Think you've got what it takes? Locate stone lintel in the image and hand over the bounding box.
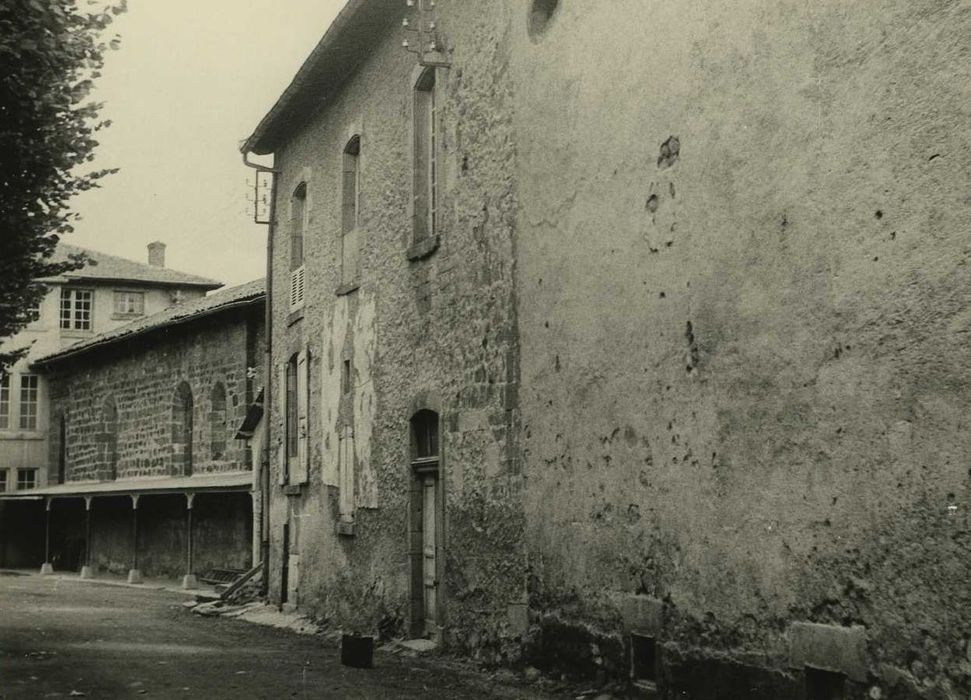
[788,622,867,682]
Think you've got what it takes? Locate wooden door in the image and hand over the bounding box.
[422,473,438,632]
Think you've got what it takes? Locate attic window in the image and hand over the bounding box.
[528,0,560,38]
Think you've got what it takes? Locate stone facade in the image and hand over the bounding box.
[0,242,218,494]
[36,283,264,577]
[246,0,971,697]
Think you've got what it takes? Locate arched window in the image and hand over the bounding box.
[413,68,438,244]
[100,397,118,480]
[50,410,67,484]
[289,183,307,309]
[172,381,194,476]
[209,382,227,461]
[411,409,439,462]
[341,136,361,287]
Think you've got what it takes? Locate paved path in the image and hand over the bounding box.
[0,571,550,699]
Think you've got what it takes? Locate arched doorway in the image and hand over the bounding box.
[409,409,442,639]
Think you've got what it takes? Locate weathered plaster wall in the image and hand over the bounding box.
[266,1,526,661]
[509,0,971,696]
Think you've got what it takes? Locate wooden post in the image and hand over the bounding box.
[182,493,197,589]
[40,498,53,575]
[127,494,142,584]
[79,496,94,579]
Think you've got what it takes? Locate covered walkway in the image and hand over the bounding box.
[0,472,254,589]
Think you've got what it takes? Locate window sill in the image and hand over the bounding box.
[335,281,360,297]
[282,483,304,497]
[336,519,355,537]
[111,312,144,321]
[0,430,44,440]
[406,235,440,262]
[287,308,305,327]
[61,329,93,338]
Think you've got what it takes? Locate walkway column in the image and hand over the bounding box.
[182,493,197,590]
[39,498,54,575]
[127,494,142,584]
[79,496,94,579]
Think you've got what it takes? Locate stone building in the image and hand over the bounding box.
[0,242,220,495]
[1,280,265,583]
[241,1,971,697]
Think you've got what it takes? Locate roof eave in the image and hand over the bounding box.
[32,293,265,369]
[241,0,401,156]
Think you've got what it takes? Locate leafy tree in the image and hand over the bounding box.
[0,0,125,370]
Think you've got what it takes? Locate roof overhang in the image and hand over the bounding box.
[32,292,264,369]
[0,472,253,501]
[241,0,402,156]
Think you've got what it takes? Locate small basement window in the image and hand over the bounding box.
[806,668,846,700]
[630,633,657,685]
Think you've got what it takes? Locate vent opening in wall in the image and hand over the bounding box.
[528,0,559,39]
[806,667,846,700]
[630,633,657,686]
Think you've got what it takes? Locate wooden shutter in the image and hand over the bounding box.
[277,363,287,485]
[293,350,309,484]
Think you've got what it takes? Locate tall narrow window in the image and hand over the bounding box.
[172,381,194,476]
[60,288,93,330]
[0,374,9,430]
[19,375,38,430]
[285,356,299,463]
[289,183,307,310]
[210,382,227,460]
[341,136,361,286]
[0,470,7,492]
[413,68,437,243]
[100,397,118,480]
[56,412,67,484]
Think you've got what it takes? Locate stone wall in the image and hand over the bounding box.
[48,305,263,481]
[265,1,526,662]
[509,0,971,697]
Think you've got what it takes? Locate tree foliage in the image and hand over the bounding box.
[0,0,125,369]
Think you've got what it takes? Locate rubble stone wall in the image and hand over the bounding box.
[48,306,264,481]
[266,1,526,662]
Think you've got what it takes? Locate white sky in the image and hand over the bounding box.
[69,0,347,288]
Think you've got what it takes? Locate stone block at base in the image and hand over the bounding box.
[40,562,54,575]
[182,574,198,590]
[79,565,94,579]
[127,569,143,584]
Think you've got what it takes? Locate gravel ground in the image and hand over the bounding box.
[0,570,563,700]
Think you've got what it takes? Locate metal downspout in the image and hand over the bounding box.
[242,151,279,597]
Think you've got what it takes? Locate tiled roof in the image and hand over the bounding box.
[33,278,265,367]
[41,243,222,289]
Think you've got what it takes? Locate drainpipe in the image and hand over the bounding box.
[242,151,279,597]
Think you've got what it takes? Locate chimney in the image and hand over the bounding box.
[147,241,166,268]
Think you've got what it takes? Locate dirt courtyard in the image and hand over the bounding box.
[0,571,556,699]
